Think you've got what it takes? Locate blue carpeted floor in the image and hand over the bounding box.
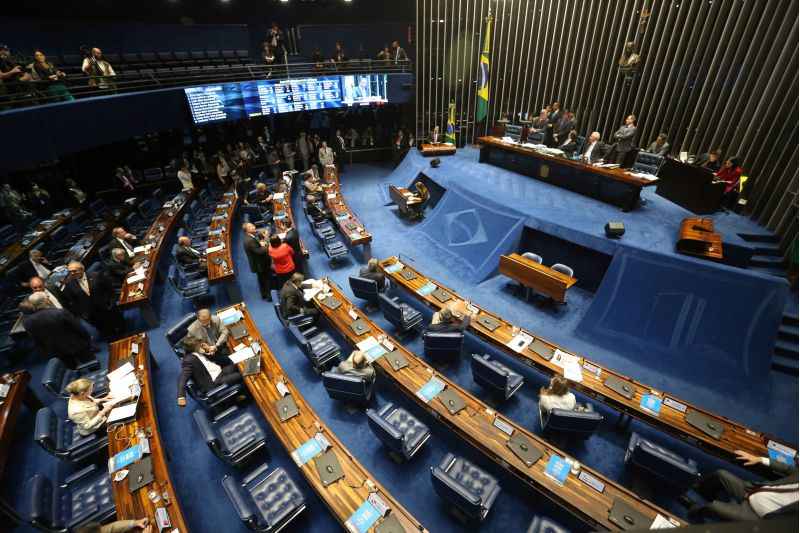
[4,153,797,533]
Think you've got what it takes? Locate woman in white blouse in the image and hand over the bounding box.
[538,375,576,414]
[67,378,114,436]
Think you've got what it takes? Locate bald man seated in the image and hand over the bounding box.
[175,236,207,271]
[336,350,376,384]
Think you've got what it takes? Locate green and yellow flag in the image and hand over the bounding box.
[446,101,456,144]
[476,13,493,124]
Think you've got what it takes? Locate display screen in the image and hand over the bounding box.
[187,74,388,124]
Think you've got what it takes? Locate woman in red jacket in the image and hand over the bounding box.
[269,234,296,289]
[715,156,743,209]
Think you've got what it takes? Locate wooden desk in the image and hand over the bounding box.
[0,208,80,275]
[379,256,791,467]
[499,253,577,303]
[222,303,427,533]
[206,188,241,302]
[420,143,456,157]
[0,371,38,481]
[311,281,683,530]
[676,218,723,260]
[272,176,309,258]
[477,136,657,211]
[388,186,422,218]
[108,334,188,532]
[119,191,196,327]
[321,165,372,247]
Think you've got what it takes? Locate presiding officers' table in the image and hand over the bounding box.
[477,136,657,211]
[108,333,188,532]
[221,303,428,533]
[378,256,794,469]
[206,188,242,302]
[321,165,372,248]
[0,208,80,275]
[311,280,684,530]
[119,191,196,327]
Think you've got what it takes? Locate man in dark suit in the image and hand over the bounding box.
[610,114,638,167]
[545,101,562,147]
[279,273,318,320]
[580,131,604,163]
[176,336,241,407]
[61,261,124,339]
[175,236,206,272]
[352,76,370,100]
[427,307,470,333]
[334,129,348,172]
[242,222,272,300]
[358,258,386,291]
[13,249,52,288]
[553,111,576,147]
[21,293,95,369]
[104,248,133,291]
[111,226,138,259]
[688,449,798,522]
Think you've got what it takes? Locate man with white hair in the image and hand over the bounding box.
[112,226,138,258]
[175,236,206,272]
[337,350,375,384]
[580,131,604,163]
[61,261,123,339]
[21,292,95,368]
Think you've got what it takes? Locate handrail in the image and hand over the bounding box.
[0,59,413,111]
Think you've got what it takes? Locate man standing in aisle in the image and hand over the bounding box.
[242,223,272,301]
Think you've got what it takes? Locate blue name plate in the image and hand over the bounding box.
[545,455,570,486]
[640,394,662,416]
[364,344,387,363]
[345,500,381,533]
[384,262,403,274]
[109,443,143,473]
[291,437,323,466]
[416,282,436,296]
[416,376,446,403]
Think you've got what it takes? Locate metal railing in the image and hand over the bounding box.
[0,59,413,111]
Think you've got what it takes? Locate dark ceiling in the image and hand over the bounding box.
[3,0,415,25]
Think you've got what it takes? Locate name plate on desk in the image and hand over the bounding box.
[275,395,299,422]
[604,375,635,400]
[315,449,344,486]
[507,433,543,467]
[476,315,501,332]
[431,288,452,303]
[685,410,724,440]
[436,387,466,415]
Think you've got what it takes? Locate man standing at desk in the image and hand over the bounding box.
[610,114,638,167]
[242,223,272,301]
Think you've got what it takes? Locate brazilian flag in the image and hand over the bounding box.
[446,101,456,144]
[476,14,493,123]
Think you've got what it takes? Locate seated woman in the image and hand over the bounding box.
[538,375,576,414]
[177,337,242,407]
[66,378,114,436]
[714,156,743,209]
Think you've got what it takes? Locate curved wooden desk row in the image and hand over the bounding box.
[0,208,81,275]
[63,206,132,265]
[321,165,373,247]
[311,281,683,530]
[378,257,792,466]
[221,303,427,533]
[119,191,197,324]
[108,334,188,532]
[271,174,309,258]
[206,188,239,284]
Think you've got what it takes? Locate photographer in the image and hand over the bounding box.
[27,49,73,102]
[0,44,32,108]
[81,47,116,90]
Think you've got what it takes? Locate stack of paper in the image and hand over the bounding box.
[206,244,225,254]
[553,349,583,382]
[229,346,256,364]
[303,287,321,301]
[506,332,533,353]
[127,269,146,284]
[272,192,285,201]
[218,307,243,325]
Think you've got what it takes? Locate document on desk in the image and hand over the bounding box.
[126,270,146,284]
[107,402,138,424]
[206,243,225,254]
[650,514,679,529]
[272,192,285,201]
[303,287,321,301]
[416,281,437,296]
[107,361,134,382]
[507,332,533,353]
[109,372,139,401]
[384,262,404,274]
[416,376,446,403]
[552,349,583,382]
[229,346,256,364]
[356,336,387,363]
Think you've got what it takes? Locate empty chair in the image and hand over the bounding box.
[193,406,267,467]
[378,293,423,335]
[167,264,209,303]
[41,358,107,399]
[321,370,374,405]
[34,406,109,462]
[550,263,574,278]
[367,402,431,461]
[348,276,381,308]
[624,432,700,488]
[527,131,545,144]
[470,354,524,400]
[431,453,500,523]
[633,152,664,175]
[321,237,348,262]
[222,463,306,532]
[287,323,341,374]
[28,466,116,531]
[540,404,603,437]
[422,330,464,363]
[165,312,197,358]
[521,252,542,264]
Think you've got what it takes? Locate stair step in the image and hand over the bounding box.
[738,232,781,244]
[752,242,784,256]
[772,354,799,375]
[774,338,799,358]
[750,254,787,267]
[778,323,799,340]
[783,312,799,326]
[748,265,787,278]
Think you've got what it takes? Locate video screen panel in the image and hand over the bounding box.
[184,83,245,124]
[241,76,343,118]
[341,74,388,106]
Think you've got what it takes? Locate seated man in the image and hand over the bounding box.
[29,275,65,309]
[187,308,229,356]
[580,131,604,163]
[279,273,319,320]
[688,450,798,522]
[105,248,133,290]
[112,226,138,259]
[250,182,273,208]
[15,249,52,288]
[428,306,470,333]
[336,349,376,384]
[175,236,206,272]
[306,194,331,221]
[177,336,241,407]
[358,258,386,291]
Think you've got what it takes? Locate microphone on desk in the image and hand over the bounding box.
[399,253,416,265]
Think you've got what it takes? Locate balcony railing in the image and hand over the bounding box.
[0,59,413,111]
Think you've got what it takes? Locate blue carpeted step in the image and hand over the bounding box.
[772,354,799,375]
[779,322,799,341]
[738,232,781,244]
[782,312,799,326]
[749,254,787,268]
[774,338,799,358]
[752,241,784,256]
[747,265,787,278]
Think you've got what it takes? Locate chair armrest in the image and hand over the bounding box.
[222,475,256,524]
[76,359,101,373]
[67,434,104,452]
[63,464,98,487]
[213,405,240,422]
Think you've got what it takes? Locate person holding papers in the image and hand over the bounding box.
[269,234,296,289]
[538,375,576,414]
[177,337,242,407]
[279,273,318,320]
[66,378,115,436]
[336,350,375,384]
[187,309,230,356]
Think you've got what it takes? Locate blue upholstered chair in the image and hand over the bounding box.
[89,199,109,217]
[378,293,423,335]
[186,376,245,412]
[287,323,341,374]
[222,463,306,532]
[431,453,501,523]
[167,264,209,303]
[540,404,604,437]
[470,354,524,400]
[348,276,380,308]
[367,402,431,461]
[193,405,267,467]
[624,432,700,488]
[28,465,116,531]
[165,312,197,358]
[321,370,374,405]
[41,357,106,399]
[632,152,664,175]
[34,407,109,462]
[0,224,17,247]
[422,330,464,363]
[550,263,574,278]
[528,516,570,533]
[527,131,545,144]
[272,292,315,330]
